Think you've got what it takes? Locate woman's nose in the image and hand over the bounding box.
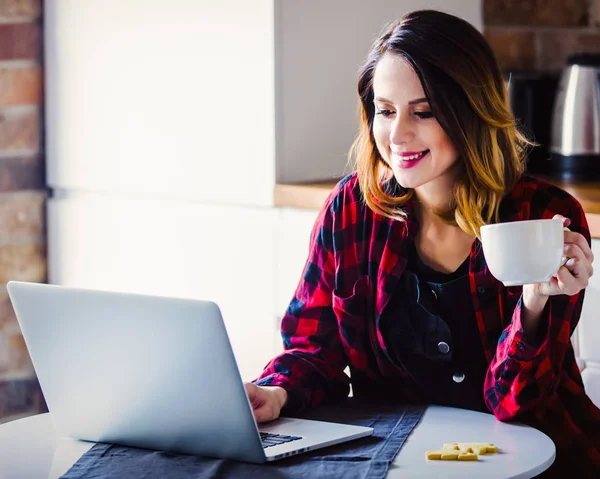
[390,114,414,145]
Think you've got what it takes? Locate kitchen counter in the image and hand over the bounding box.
[274,175,600,238]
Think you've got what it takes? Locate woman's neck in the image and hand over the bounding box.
[411,172,475,273]
[413,201,475,273]
[412,165,459,216]
[413,183,454,227]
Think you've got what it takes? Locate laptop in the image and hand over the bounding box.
[6,281,373,463]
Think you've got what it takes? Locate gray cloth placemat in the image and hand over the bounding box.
[60,400,425,479]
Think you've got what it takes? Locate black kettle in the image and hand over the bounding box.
[505,72,559,174]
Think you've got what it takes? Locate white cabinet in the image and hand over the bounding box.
[573,238,600,407]
[47,197,322,377]
[47,193,279,382]
[575,238,600,362]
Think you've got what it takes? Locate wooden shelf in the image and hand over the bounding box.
[274,175,600,238]
[534,176,600,215]
[274,181,339,211]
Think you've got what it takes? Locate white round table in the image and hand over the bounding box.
[0,405,555,478]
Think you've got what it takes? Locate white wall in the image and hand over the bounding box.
[45,0,276,206]
[275,0,483,183]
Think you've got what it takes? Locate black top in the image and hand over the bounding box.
[379,243,489,412]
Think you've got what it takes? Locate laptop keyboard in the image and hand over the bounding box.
[259,432,303,449]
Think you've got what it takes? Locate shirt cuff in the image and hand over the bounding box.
[507,296,550,362]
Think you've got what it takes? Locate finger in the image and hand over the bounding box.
[244,383,262,408]
[538,275,559,296]
[552,214,571,228]
[555,265,586,296]
[244,382,256,397]
[563,243,594,277]
[564,230,594,263]
[253,404,277,423]
[253,405,269,423]
[564,257,591,286]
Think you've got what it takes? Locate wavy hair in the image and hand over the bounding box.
[351,10,530,238]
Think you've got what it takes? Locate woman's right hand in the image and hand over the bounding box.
[244,383,288,423]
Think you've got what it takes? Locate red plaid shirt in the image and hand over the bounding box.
[256,173,600,476]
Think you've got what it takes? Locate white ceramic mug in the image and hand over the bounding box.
[480,218,565,287]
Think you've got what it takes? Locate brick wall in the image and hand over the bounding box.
[485,0,600,71]
[0,0,47,423]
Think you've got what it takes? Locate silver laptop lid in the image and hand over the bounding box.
[7,281,267,463]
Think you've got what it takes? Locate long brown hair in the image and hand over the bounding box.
[351,10,529,238]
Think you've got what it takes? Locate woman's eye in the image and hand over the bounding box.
[375,109,394,117]
[414,111,434,119]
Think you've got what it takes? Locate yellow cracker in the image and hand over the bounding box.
[458,442,498,455]
[440,451,460,460]
[427,442,499,462]
[464,445,487,455]
[425,450,442,460]
[457,452,478,461]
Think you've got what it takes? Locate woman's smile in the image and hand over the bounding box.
[392,149,430,169]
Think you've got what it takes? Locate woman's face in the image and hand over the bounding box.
[372,53,459,191]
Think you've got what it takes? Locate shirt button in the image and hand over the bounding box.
[453,373,466,383]
[437,341,450,354]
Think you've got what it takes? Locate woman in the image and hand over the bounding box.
[247,10,600,477]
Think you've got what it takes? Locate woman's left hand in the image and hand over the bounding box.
[528,214,594,298]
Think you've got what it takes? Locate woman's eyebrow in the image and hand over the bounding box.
[374,96,393,103]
